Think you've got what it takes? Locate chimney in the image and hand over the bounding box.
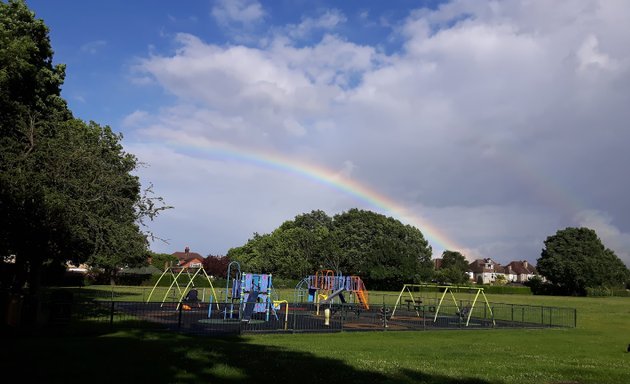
[523,260,528,268]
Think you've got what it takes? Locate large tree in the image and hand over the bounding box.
[332,209,433,288]
[0,0,169,295]
[228,210,334,279]
[537,227,630,295]
[228,208,434,288]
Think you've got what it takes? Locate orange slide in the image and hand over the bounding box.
[350,276,369,310]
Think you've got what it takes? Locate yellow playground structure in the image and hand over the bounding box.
[391,284,495,327]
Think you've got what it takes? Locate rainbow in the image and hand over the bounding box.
[162,137,462,255]
[498,152,583,219]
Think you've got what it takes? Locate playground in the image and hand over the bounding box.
[78,265,576,336]
[107,297,567,336]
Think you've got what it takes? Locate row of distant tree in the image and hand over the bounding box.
[152,212,630,295]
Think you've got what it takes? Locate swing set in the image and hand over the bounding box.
[146,265,220,311]
[391,284,495,327]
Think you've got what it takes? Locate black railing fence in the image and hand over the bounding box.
[36,297,576,336]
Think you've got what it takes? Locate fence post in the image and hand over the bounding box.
[110,301,115,328]
[422,306,426,330]
[340,303,344,332]
[178,304,183,330]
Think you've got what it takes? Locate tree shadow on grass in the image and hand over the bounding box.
[3,330,501,384]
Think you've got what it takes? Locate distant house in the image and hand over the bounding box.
[172,247,205,268]
[504,260,537,283]
[468,258,502,284]
[467,258,540,285]
[66,262,89,274]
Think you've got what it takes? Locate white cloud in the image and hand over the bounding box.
[80,40,107,54]
[211,0,265,26]
[283,9,347,39]
[122,110,150,128]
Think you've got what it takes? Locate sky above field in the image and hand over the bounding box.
[26,0,630,266]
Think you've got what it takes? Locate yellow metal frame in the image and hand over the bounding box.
[273,300,289,330]
[391,284,495,326]
[147,267,185,303]
[146,266,220,311]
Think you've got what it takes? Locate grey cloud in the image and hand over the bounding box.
[128,0,630,265]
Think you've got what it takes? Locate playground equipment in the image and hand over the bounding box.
[295,269,369,310]
[146,265,220,311]
[239,272,278,322]
[221,261,242,319]
[207,261,281,323]
[181,289,200,310]
[391,284,495,327]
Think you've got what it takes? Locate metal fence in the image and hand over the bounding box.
[39,297,576,336]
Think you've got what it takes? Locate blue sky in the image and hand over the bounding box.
[24,0,630,266]
[29,0,435,127]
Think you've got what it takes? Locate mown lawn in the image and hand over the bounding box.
[3,291,629,384]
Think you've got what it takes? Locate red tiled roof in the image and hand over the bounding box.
[172,251,205,264]
[505,261,537,275]
[468,258,500,273]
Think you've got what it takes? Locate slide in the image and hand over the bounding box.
[241,291,260,322]
[357,289,369,310]
[321,288,346,304]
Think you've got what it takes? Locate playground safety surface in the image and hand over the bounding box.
[112,302,558,336]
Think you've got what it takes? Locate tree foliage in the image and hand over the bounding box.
[227,209,433,289]
[203,254,230,278]
[149,252,177,271]
[537,227,630,295]
[0,0,170,292]
[434,250,469,284]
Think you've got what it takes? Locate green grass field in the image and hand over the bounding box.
[4,290,630,384]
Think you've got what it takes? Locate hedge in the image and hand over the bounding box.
[474,285,532,295]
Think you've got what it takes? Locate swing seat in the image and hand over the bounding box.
[183,289,200,308]
[457,306,470,319]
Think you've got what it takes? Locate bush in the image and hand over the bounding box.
[585,286,630,297]
[115,273,152,286]
[585,286,612,296]
[524,276,575,296]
